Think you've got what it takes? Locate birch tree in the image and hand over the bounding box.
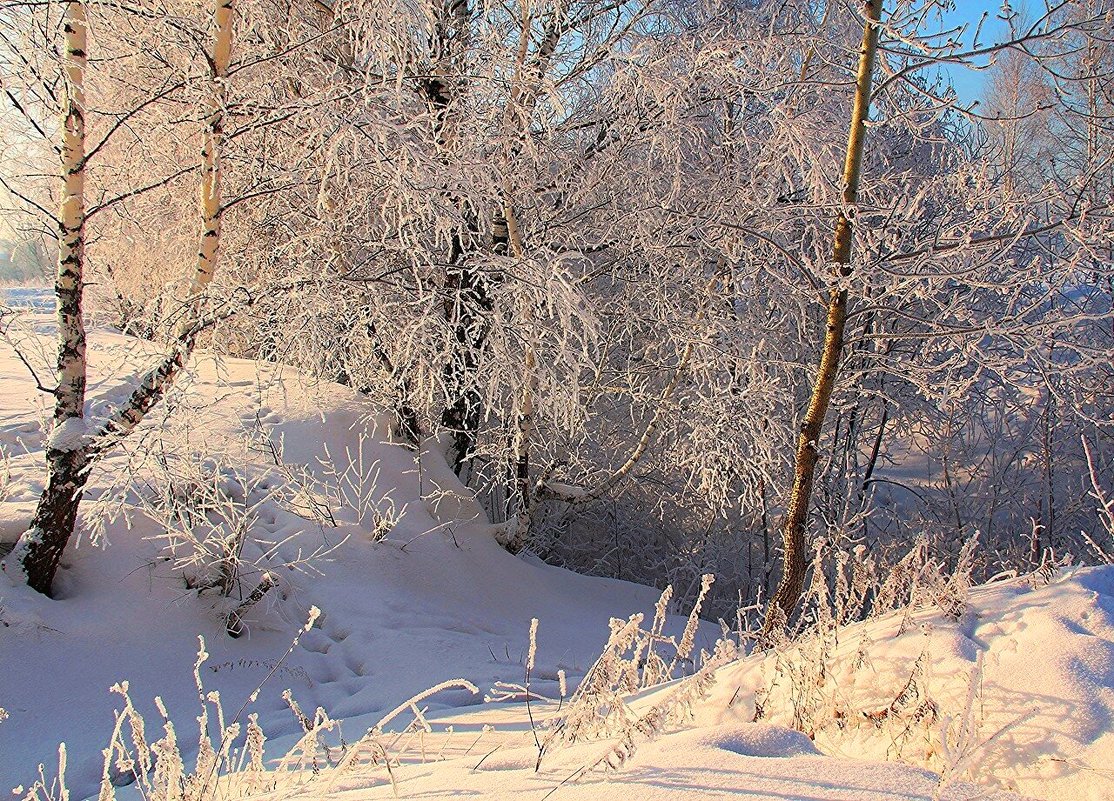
[2,0,240,594]
[11,0,94,595]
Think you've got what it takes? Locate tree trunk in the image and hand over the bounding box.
[191,0,233,306]
[10,0,237,596]
[497,8,566,547]
[99,0,235,447]
[12,0,90,595]
[500,203,535,551]
[763,1,882,635]
[18,450,91,595]
[440,228,492,477]
[419,0,493,479]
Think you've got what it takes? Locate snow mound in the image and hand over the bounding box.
[264,712,1020,801]
[690,723,821,758]
[696,566,1114,801]
[0,326,700,799]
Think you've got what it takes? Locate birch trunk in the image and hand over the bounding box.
[191,0,233,307]
[101,0,235,444]
[10,0,236,596]
[13,1,91,595]
[499,6,568,547]
[763,1,882,635]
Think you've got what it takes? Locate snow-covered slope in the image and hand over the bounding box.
[2,321,1112,801]
[696,566,1114,801]
[0,323,701,797]
[286,716,1025,801]
[245,568,1114,801]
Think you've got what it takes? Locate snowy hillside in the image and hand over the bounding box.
[2,324,1112,801]
[0,323,708,796]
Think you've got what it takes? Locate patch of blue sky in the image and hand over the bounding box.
[921,1,1007,104]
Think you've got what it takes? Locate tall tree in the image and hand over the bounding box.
[763,0,883,635]
[6,0,237,595]
[14,0,93,595]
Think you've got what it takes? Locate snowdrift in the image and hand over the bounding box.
[0,324,700,796]
[1,322,1112,801]
[285,566,1113,801]
[697,566,1114,801]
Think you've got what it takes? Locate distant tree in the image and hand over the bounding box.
[0,237,49,284]
[982,11,1058,190]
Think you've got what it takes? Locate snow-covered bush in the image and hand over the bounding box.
[141,455,335,592]
[1083,438,1114,564]
[78,416,345,634]
[537,574,731,769]
[315,435,406,541]
[726,536,1051,791]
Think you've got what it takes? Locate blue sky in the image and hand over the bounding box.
[934,2,1009,103]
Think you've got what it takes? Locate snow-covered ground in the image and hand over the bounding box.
[256,566,1114,801]
[696,567,1114,800]
[1,318,1112,800]
[0,319,708,796]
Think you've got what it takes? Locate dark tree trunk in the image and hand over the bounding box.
[19,448,91,596]
[441,230,493,476]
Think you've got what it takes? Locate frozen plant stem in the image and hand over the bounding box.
[763,0,882,637]
[225,571,277,638]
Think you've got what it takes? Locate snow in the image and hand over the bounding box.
[0,322,709,797]
[276,717,1021,801]
[695,568,1114,800]
[1,320,1112,801]
[45,417,87,452]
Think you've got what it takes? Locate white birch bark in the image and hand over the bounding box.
[194,0,232,294]
[9,0,92,595]
[102,0,235,443]
[8,0,238,595]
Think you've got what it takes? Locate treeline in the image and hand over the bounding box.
[0,238,49,285]
[1,0,1111,625]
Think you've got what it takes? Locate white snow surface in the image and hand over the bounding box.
[696,568,1114,801]
[1,321,1112,801]
[44,416,88,452]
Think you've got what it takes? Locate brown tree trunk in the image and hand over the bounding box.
[440,227,491,477]
[763,1,882,635]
